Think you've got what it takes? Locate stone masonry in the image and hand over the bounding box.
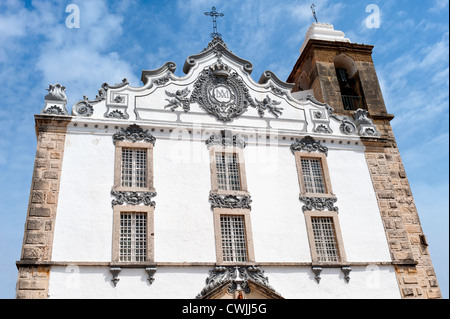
[362,118,441,299]
[16,115,71,299]
[287,36,441,299]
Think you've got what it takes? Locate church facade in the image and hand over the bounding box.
[16,23,441,299]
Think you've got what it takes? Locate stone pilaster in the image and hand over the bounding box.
[16,115,71,299]
[362,119,441,299]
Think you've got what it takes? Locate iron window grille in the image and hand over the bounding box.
[220,215,248,262]
[215,152,241,191]
[119,212,147,262]
[301,157,327,194]
[311,216,339,262]
[121,148,147,188]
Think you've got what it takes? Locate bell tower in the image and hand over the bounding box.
[287,23,389,118]
[287,23,442,299]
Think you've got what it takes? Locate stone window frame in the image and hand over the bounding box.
[294,151,334,199]
[112,205,155,263]
[303,210,347,265]
[209,146,249,196]
[113,141,155,193]
[212,208,255,265]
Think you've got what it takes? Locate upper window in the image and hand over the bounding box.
[121,148,147,188]
[301,157,327,194]
[114,141,153,192]
[215,152,241,191]
[209,147,248,195]
[294,152,333,198]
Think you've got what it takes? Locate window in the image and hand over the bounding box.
[121,148,147,188]
[304,211,346,264]
[112,206,154,263]
[213,209,255,264]
[311,217,339,262]
[294,152,333,198]
[220,215,248,262]
[301,157,327,194]
[216,152,241,191]
[120,212,147,262]
[334,54,367,111]
[209,147,248,194]
[113,141,154,192]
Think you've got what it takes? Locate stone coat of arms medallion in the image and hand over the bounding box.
[190,60,255,122]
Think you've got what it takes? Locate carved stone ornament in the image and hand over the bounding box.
[313,124,333,134]
[112,124,156,145]
[341,266,352,283]
[190,60,255,122]
[325,104,357,135]
[72,96,94,117]
[42,105,68,115]
[254,95,283,118]
[41,84,69,115]
[196,266,277,299]
[290,136,328,156]
[72,79,129,117]
[209,193,252,210]
[109,267,121,287]
[105,109,128,119]
[202,36,229,52]
[299,196,339,212]
[145,267,157,285]
[205,130,246,149]
[111,190,157,207]
[45,84,68,103]
[352,109,380,137]
[164,87,191,112]
[312,266,323,283]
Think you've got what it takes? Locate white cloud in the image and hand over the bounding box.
[429,0,449,13]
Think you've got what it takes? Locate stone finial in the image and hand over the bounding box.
[41,84,69,115]
[45,84,67,102]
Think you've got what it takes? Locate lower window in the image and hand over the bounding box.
[304,211,346,264]
[213,209,255,264]
[112,206,154,263]
[220,215,248,262]
[120,212,147,262]
[311,216,339,262]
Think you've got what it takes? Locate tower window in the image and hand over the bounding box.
[334,54,367,111]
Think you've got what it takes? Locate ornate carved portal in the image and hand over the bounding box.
[196,266,283,299]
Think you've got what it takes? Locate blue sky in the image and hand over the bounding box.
[0,0,448,299]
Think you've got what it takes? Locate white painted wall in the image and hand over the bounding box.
[51,126,398,298]
[48,265,400,299]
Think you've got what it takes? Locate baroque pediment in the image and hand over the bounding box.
[60,36,380,138]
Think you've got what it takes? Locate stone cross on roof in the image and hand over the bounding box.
[204,6,224,38]
[310,3,318,23]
